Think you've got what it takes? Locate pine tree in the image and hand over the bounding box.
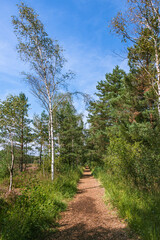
[32,111,48,166]
[87,66,126,163]
[55,97,85,167]
[16,93,31,172]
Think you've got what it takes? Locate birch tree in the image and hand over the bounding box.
[111,0,160,115]
[12,3,72,180]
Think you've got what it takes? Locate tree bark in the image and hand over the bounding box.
[48,118,51,157]
[158,85,160,116]
[20,123,24,172]
[154,38,160,116]
[50,108,55,181]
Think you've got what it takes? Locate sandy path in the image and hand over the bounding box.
[51,168,137,240]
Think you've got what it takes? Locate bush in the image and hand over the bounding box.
[103,133,160,191]
[0,166,82,240]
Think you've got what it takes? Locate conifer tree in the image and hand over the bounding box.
[32,111,48,166]
[87,66,126,162]
[55,97,85,166]
[17,93,31,172]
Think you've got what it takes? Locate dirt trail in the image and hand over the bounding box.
[51,168,137,240]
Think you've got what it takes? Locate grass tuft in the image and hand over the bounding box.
[93,167,160,240]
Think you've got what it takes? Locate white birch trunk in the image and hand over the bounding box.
[158,85,160,116]
[50,108,55,181]
[48,115,51,156]
[154,40,160,116]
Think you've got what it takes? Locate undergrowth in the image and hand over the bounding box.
[0,166,83,240]
[93,167,160,240]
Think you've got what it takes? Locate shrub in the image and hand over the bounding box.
[0,166,82,240]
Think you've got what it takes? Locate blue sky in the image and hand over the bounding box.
[0,0,128,121]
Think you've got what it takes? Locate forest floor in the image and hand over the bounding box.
[50,168,139,240]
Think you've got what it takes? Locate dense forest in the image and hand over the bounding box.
[0,0,160,240]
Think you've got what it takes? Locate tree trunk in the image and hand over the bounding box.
[39,143,42,165]
[20,124,24,172]
[50,109,55,181]
[158,84,160,116]
[9,139,14,192]
[48,117,51,157]
[154,39,160,116]
[24,143,28,170]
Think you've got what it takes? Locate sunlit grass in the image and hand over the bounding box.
[93,168,160,240]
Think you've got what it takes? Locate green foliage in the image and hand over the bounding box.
[93,167,160,240]
[0,93,31,191]
[0,150,10,180]
[32,111,49,166]
[54,97,86,166]
[104,133,141,183]
[54,165,83,198]
[87,62,160,238]
[87,63,160,190]
[86,1,160,238]
[1,189,65,240]
[103,128,160,191]
[0,166,82,240]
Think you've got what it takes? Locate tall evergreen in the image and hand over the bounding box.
[87,66,126,163]
[32,111,49,166]
[55,97,85,167]
[16,93,31,172]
